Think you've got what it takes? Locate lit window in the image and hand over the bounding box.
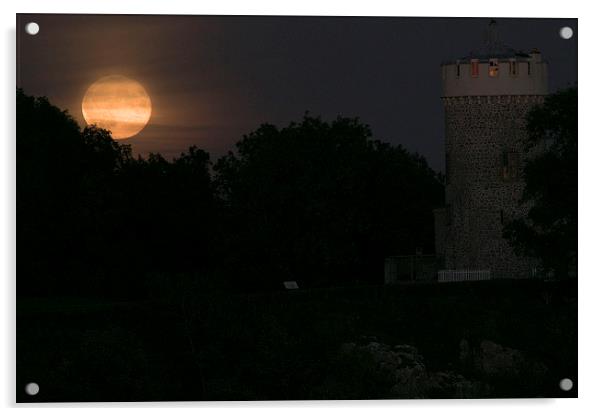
[470,59,479,77]
[489,59,499,77]
[509,59,518,77]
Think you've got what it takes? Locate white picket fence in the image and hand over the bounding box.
[437,269,491,283]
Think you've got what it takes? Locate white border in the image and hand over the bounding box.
[2,1,600,414]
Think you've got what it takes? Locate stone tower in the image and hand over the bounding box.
[434,20,548,279]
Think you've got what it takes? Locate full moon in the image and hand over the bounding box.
[82,75,152,140]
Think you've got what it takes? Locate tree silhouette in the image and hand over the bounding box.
[504,87,577,278]
[214,115,444,288]
[17,89,217,296]
[18,89,443,296]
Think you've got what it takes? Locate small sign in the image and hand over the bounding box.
[283,281,299,290]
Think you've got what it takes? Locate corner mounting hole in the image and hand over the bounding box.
[559,26,573,40]
[25,22,40,36]
[25,382,39,396]
[559,378,573,391]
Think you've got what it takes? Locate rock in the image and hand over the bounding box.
[339,339,485,399]
[475,340,526,378]
[340,338,549,398]
[425,371,489,399]
[467,339,549,391]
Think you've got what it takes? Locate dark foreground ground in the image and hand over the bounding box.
[17,279,577,402]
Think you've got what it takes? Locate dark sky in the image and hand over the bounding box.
[17,15,577,172]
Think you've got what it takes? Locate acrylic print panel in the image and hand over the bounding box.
[16,14,577,402]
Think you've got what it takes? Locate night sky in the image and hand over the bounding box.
[17,15,577,171]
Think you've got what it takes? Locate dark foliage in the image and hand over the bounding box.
[17,89,217,296]
[503,88,577,277]
[214,115,444,289]
[18,91,443,295]
[17,280,577,401]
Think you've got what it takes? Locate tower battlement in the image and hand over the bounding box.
[441,20,548,98]
[441,53,548,97]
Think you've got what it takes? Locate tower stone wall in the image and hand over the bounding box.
[437,22,548,279]
[441,95,545,278]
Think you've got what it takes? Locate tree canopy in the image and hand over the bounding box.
[18,90,443,295]
[17,89,218,296]
[214,115,444,288]
[503,87,577,277]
